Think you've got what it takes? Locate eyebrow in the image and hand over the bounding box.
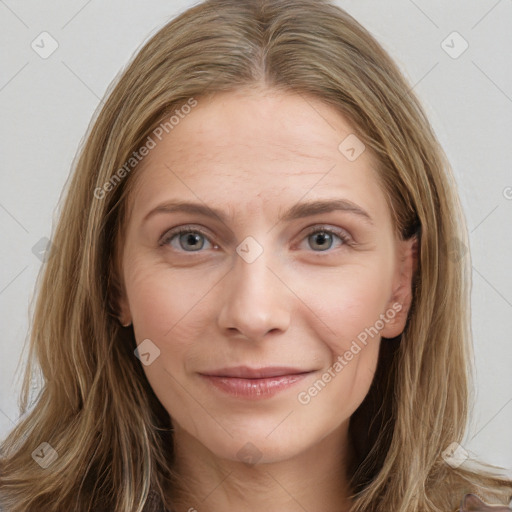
[143,198,374,225]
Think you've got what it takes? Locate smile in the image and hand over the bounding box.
[199,366,315,400]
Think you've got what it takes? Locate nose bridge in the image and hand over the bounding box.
[217,237,290,340]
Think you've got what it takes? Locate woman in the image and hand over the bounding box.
[1,0,511,511]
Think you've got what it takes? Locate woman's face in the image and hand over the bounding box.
[118,87,415,465]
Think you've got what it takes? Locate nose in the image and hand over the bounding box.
[217,245,291,342]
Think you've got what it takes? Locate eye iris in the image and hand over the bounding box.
[180,232,204,251]
[310,231,332,251]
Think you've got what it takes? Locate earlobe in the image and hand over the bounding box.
[380,235,418,339]
[117,295,132,327]
[110,246,132,327]
[109,272,132,327]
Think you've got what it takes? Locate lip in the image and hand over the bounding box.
[199,366,315,400]
[201,366,312,379]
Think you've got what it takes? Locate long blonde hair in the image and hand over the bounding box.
[1,1,511,511]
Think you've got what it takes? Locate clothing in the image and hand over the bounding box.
[145,492,512,511]
[460,493,512,511]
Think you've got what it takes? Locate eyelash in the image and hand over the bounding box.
[159,224,353,254]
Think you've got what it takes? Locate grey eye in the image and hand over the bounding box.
[308,231,335,251]
[177,232,206,251]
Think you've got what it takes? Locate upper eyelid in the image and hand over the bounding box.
[302,224,351,239]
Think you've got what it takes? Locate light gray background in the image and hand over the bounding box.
[1,0,511,473]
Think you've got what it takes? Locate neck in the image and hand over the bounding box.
[169,422,354,512]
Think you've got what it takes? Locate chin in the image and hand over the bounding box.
[192,420,322,466]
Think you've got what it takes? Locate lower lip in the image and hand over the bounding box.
[200,373,311,400]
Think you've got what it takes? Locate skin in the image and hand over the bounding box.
[117,86,416,512]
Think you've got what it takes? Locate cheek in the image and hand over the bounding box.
[124,265,207,428]
[293,267,387,421]
[291,257,394,412]
[295,256,394,355]
[126,262,214,341]
[125,262,221,401]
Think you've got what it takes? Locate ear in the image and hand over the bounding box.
[109,240,132,327]
[380,234,418,339]
[117,290,132,327]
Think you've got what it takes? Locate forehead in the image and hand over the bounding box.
[127,87,388,224]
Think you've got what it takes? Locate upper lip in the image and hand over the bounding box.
[200,366,314,379]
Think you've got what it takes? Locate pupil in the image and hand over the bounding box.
[182,233,203,250]
[313,232,331,250]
